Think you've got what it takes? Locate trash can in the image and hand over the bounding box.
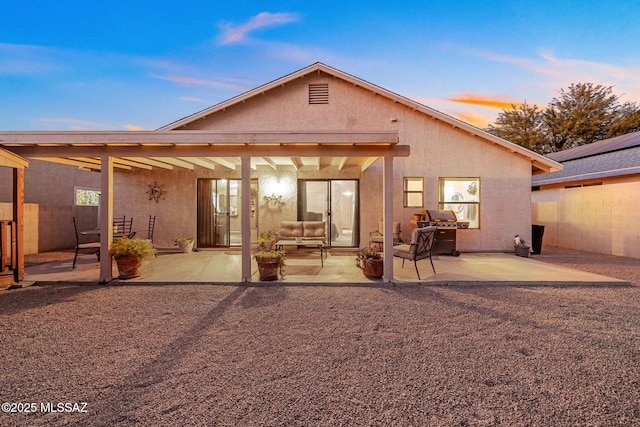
[532,224,545,254]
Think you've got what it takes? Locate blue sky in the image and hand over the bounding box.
[1,1,639,131]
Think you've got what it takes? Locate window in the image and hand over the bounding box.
[438,178,479,228]
[403,177,423,208]
[75,187,100,206]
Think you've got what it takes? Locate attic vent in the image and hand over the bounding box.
[309,83,329,104]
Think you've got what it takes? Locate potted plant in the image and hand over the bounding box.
[175,237,195,253]
[108,237,157,279]
[356,247,383,279]
[257,230,277,251]
[254,249,286,281]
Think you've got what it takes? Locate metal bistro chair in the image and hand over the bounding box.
[392,226,437,279]
[112,216,136,240]
[72,217,100,268]
[147,215,156,242]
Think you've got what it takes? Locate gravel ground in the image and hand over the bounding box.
[1,247,639,426]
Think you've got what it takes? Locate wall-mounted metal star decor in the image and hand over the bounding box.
[146,181,167,203]
[263,193,285,211]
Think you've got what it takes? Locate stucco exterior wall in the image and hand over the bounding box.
[166,71,534,251]
[532,178,640,259]
[0,202,97,254]
[0,159,100,205]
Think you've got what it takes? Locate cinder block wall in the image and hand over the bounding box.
[0,203,97,254]
[532,180,640,259]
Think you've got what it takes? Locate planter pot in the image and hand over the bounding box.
[114,256,142,279]
[256,255,282,281]
[177,240,194,253]
[362,259,384,279]
[515,245,530,258]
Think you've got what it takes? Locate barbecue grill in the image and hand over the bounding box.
[417,209,465,256]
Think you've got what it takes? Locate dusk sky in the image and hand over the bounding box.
[1,1,639,131]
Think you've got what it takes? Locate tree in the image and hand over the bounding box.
[485,82,640,154]
[544,83,622,152]
[485,102,546,153]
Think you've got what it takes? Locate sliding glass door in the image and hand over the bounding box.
[298,179,359,247]
[197,179,244,247]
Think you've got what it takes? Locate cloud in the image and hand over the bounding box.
[448,43,640,102]
[180,97,210,102]
[151,74,245,91]
[124,124,146,131]
[445,93,525,109]
[219,12,300,44]
[0,42,65,75]
[37,118,107,130]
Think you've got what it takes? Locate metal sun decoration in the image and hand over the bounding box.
[146,182,167,203]
[264,193,286,211]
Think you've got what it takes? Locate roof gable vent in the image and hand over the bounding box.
[309,83,329,104]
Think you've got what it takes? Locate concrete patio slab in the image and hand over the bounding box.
[21,249,630,286]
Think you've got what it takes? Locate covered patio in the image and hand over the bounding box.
[2,130,407,284]
[21,249,629,287]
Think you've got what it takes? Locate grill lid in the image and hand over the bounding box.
[424,209,458,222]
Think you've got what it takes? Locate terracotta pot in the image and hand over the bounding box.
[256,255,281,281]
[114,256,142,279]
[362,259,383,279]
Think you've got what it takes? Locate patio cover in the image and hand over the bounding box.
[0,130,406,283]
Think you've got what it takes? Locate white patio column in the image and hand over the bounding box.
[382,152,394,283]
[241,155,252,282]
[99,155,114,283]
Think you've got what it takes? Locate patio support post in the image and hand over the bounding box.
[241,155,251,282]
[99,155,114,283]
[382,152,394,283]
[13,168,24,282]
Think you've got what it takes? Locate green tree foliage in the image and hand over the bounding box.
[485,83,640,154]
[485,102,546,152]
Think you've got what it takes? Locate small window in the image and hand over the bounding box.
[309,83,329,104]
[403,177,423,208]
[439,178,479,228]
[75,187,100,206]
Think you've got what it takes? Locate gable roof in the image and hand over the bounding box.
[532,131,640,186]
[160,62,561,174]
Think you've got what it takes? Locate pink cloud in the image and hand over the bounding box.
[219,12,299,44]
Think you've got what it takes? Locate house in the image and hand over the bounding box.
[532,130,640,259]
[0,62,561,282]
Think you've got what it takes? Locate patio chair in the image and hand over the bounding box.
[72,217,100,268]
[369,221,402,249]
[147,215,156,242]
[392,226,437,279]
[113,216,136,240]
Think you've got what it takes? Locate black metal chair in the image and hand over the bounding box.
[72,217,100,268]
[147,215,156,242]
[113,216,136,240]
[392,226,437,279]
